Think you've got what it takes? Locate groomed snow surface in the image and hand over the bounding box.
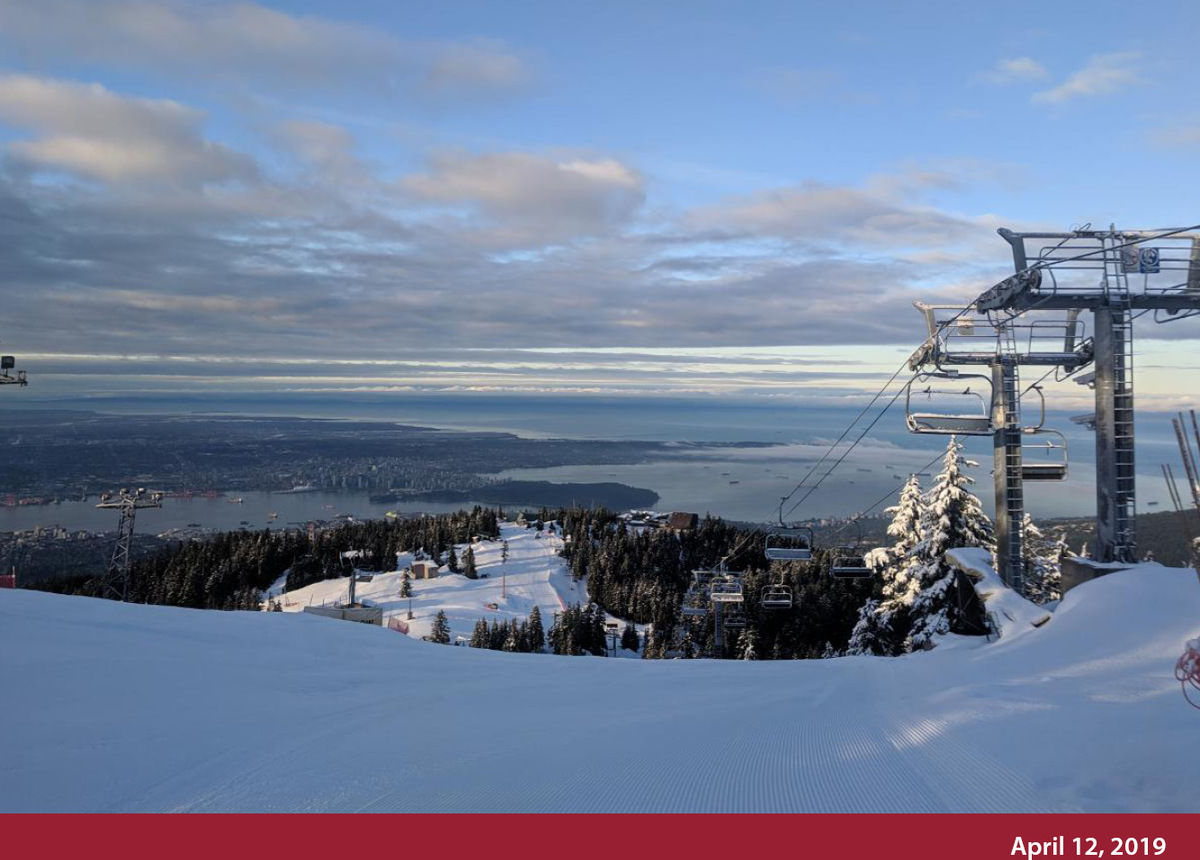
[272,523,584,643]
[2,530,1198,812]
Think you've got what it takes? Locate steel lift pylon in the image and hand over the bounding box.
[978,226,1200,564]
[1,339,26,389]
[96,488,164,601]
[908,300,1092,592]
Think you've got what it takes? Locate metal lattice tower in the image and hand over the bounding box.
[908,302,1090,591]
[96,488,164,601]
[993,351,1025,595]
[978,225,1200,564]
[1,338,27,389]
[680,566,748,657]
[713,599,725,653]
[2,338,28,587]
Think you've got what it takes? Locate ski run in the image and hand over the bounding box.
[2,536,1197,812]
[272,523,583,643]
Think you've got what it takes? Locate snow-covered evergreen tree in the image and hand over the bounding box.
[1054,530,1072,563]
[527,606,546,653]
[679,628,695,659]
[849,437,994,655]
[739,627,759,660]
[463,546,477,579]
[847,474,924,656]
[1022,515,1062,605]
[502,624,519,652]
[846,597,892,656]
[469,618,489,648]
[903,436,994,650]
[878,474,925,564]
[430,610,451,644]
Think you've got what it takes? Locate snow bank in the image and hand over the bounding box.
[946,546,1050,642]
[1,561,1197,812]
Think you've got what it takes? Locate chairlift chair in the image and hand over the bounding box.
[826,519,873,579]
[905,372,994,436]
[764,525,814,561]
[830,547,873,579]
[760,584,793,609]
[722,610,747,630]
[680,581,709,616]
[709,576,744,603]
[1017,385,1068,480]
[1020,428,1068,481]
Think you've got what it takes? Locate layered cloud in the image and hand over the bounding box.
[0,0,530,99]
[1,12,1186,409]
[685,172,997,250]
[0,73,1024,376]
[401,150,646,245]
[0,66,1056,389]
[0,75,255,185]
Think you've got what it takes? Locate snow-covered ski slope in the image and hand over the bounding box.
[2,562,1198,812]
[276,523,583,642]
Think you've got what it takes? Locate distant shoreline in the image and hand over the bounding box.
[376,480,660,511]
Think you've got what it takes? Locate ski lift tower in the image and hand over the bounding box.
[977,226,1200,566]
[1,339,27,389]
[708,568,745,655]
[907,298,1093,594]
[96,488,164,601]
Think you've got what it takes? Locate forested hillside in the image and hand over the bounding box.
[557,509,872,658]
[36,507,502,610]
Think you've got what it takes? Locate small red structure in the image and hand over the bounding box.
[0,573,16,589]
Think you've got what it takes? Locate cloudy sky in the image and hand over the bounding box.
[0,0,1197,410]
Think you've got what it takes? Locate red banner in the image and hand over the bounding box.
[2,814,1196,859]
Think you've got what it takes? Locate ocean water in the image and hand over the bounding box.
[5,392,1189,526]
[0,491,483,536]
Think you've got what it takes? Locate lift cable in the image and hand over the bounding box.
[714,359,920,568]
[826,448,949,540]
[775,363,915,516]
[780,378,912,524]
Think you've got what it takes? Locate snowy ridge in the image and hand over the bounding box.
[2,559,1198,812]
